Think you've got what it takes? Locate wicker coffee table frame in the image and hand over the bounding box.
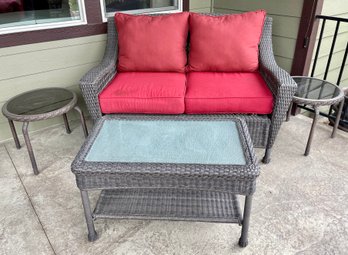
[71,115,260,247]
[2,88,89,175]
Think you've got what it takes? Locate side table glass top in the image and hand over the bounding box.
[5,88,74,116]
[292,77,342,103]
[85,119,246,165]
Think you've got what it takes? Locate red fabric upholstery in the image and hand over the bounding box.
[99,72,186,114]
[115,12,189,72]
[185,72,274,114]
[188,10,266,72]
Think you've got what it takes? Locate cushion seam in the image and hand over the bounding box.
[100,96,184,99]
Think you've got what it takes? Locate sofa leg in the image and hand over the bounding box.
[262,148,271,164]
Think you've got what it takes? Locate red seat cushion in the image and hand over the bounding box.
[188,11,266,72]
[115,12,189,72]
[99,72,186,114]
[185,72,274,114]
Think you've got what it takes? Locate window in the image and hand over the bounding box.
[0,0,86,33]
[101,0,182,20]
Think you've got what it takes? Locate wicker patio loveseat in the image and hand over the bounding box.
[79,11,297,163]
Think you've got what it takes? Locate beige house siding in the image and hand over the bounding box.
[0,35,106,142]
[190,0,212,13]
[311,0,348,86]
[213,0,304,73]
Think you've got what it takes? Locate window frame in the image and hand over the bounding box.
[0,0,188,48]
[100,0,183,22]
[0,0,87,35]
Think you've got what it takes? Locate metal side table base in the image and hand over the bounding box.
[63,113,72,134]
[8,119,21,149]
[22,122,39,175]
[331,99,344,138]
[74,106,89,138]
[304,107,319,156]
[2,88,88,175]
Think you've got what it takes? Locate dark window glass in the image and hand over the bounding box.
[0,0,82,29]
[104,0,178,14]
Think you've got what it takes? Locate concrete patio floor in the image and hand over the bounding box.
[0,114,347,255]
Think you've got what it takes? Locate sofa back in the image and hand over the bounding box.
[103,13,273,73]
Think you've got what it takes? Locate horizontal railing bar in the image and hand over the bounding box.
[316,15,348,22]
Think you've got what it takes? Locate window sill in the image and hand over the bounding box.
[0,19,88,36]
[0,23,107,48]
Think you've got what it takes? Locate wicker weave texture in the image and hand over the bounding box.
[93,189,242,223]
[78,14,296,159]
[72,115,260,196]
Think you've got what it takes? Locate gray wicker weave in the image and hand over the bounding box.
[71,115,260,247]
[79,14,297,163]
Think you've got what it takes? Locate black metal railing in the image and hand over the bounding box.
[300,14,348,128]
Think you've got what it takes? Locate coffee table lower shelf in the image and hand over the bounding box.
[93,188,242,224]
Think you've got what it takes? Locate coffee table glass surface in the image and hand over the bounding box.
[85,119,246,165]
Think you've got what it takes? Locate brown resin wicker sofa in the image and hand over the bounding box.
[79,11,297,163]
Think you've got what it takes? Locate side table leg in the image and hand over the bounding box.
[63,113,71,134]
[286,101,293,122]
[74,106,88,138]
[8,120,21,149]
[304,107,319,156]
[22,122,39,175]
[331,100,344,138]
[80,190,98,241]
[239,195,253,248]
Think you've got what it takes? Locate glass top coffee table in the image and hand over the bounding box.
[2,88,88,175]
[287,76,344,155]
[71,115,260,247]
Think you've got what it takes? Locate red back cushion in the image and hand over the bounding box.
[188,10,266,72]
[115,12,189,72]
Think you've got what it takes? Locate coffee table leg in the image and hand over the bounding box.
[8,119,21,149]
[80,190,98,241]
[304,107,319,156]
[74,106,88,138]
[331,100,344,138]
[22,122,39,175]
[63,113,71,134]
[239,195,253,248]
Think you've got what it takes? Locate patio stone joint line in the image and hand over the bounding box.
[4,145,57,255]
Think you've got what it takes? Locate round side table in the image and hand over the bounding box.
[2,87,88,175]
[287,76,344,156]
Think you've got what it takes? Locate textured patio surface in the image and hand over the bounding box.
[0,115,347,255]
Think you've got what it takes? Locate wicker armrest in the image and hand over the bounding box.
[258,17,297,162]
[259,17,297,96]
[79,17,118,121]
